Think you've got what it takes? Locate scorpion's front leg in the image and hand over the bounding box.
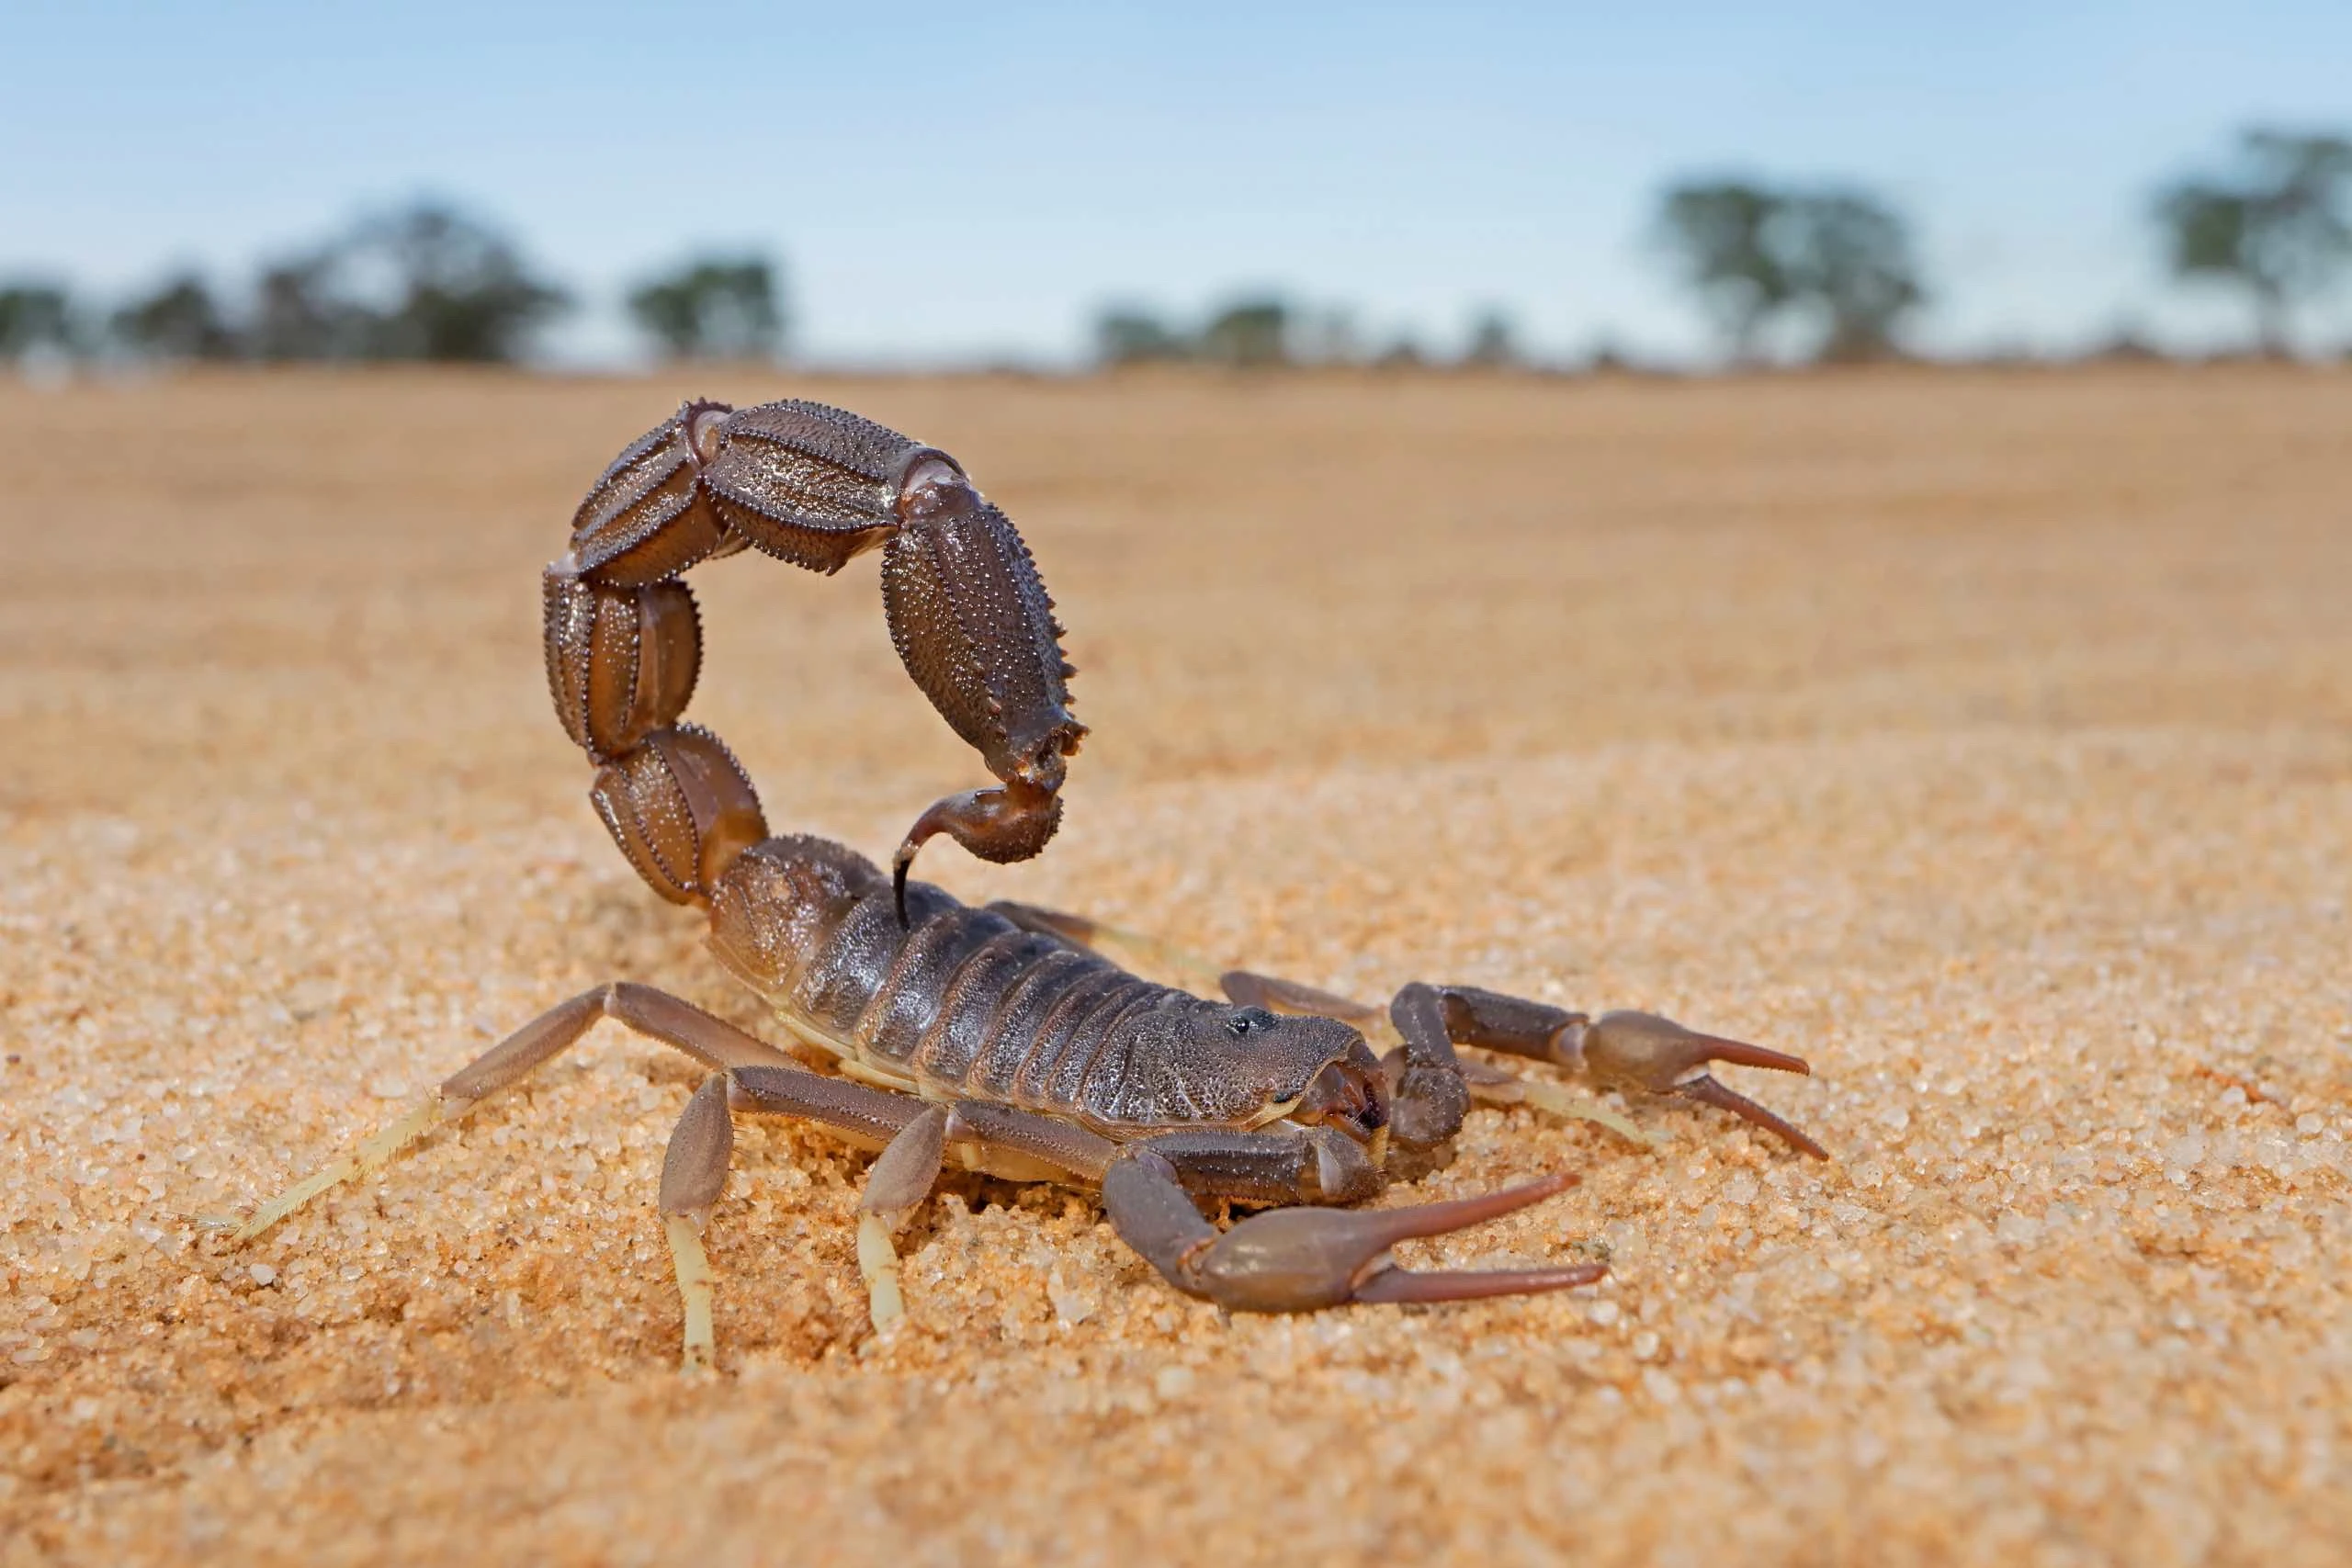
[1102,1132,1604,1313]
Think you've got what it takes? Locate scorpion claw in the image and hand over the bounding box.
[1186,1172,1604,1312]
[1578,1010,1826,1158]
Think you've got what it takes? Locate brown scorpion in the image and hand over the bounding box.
[221,397,1824,1371]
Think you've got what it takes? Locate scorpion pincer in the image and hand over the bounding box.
[220,397,1825,1372]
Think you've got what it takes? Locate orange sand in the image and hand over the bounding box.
[2,367,2347,1565]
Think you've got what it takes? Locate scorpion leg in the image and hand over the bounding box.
[1102,1142,1603,1314]
[839,1098,1124,1330]
[714,1074,1117,1339]
[212,984,907,1371]
[210,982,800,1246]
[854,1108,950,1330]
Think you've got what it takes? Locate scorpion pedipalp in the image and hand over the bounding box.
[1103,1153,1603,1313]
[1573,1010,1826,1159]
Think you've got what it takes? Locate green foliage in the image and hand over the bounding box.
[1787,191,1926,363]
[1095,298,1300,368]
[1196,299,1290,367]
[1094,299,1519,372]
[1094,308,1189,366]
[111,274,239,360]
[1653,182,1793,362]
[353,203,570,362]
[628,256,786,361]
[249,254,365,361]
[238,201,569,364]
[2154,128,2352,354]
[1654,178,1926,364]
[0,282,78,361]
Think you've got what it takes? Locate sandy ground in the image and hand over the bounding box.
[1,366,2347,1565]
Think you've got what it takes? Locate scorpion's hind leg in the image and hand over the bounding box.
[1102,1136,1604,1313]
[207,984,797,1245]
[210,985,811,1373]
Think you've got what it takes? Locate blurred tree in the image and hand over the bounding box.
[249,251,368,361]
[111,273,241,360]
[1654,177,1926,365]
[1785,190,1926,363]
[1095,306,1190,366]
[246,203,568,364]
[1653,181,1793,364]
[1463,309,1521,367]
[354,202,569,361]
[628,255,786,360]
[2154,128,2352,356]
[1196,299,1290,367]
[0,282,78,362]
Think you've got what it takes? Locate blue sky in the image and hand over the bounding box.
[6,1,2348,365]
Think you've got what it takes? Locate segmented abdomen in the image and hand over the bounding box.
[710,837,1191,1133]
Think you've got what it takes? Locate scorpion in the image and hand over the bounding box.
[222,397,1825,1371]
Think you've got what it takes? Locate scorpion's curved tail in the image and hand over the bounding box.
[542,399,1085,909]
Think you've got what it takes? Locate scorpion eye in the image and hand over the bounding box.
[1226,1007,1278,1038]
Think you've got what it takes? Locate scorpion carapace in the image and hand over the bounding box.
[545,398,1085,918]
[220,396,1826,1373]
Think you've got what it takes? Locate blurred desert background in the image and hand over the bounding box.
[1,364,2348,1564]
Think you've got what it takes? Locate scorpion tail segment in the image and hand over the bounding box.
[698,400,922,573]
[1104,1155,1598,1314]
[1577,1010,1826,1159]
[590,725,769,906]
[879,476,1085,797]
[563,402,736,588]
[890,781,1064,925]
[544,570,703,759]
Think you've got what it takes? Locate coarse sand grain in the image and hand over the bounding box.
[1,367,2348,1566]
